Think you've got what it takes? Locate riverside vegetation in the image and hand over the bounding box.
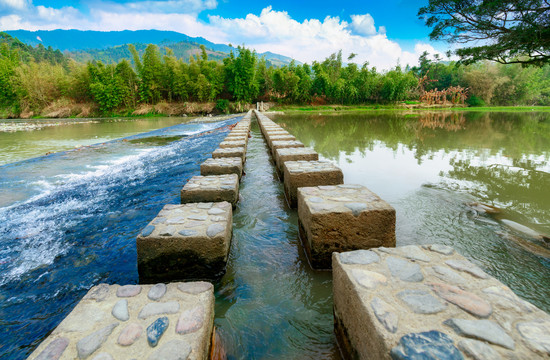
[1,32,550,119]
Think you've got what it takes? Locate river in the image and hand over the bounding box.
[0,111,549,359]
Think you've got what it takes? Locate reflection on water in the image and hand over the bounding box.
[0,117,190,165]
[273,111,550,311]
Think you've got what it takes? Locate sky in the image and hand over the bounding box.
[0,0,451,69]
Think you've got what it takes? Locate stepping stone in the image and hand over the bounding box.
[298,184,394,268]
[28,283,214,360]
[284,160,343,208]
[267,134,296,149]
[224,134,248,143]
[332,245,550,360]
[201,157,243,179]
[137,202,232,282]
[212,147,246,164]
[274,147,318,178]
[219,139,247,151]
[181,174,239,207]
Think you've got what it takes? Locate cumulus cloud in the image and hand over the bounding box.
[0,2,446,69]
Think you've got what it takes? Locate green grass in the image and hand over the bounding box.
[270,104,550,113]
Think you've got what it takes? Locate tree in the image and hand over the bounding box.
[418,0,550,66]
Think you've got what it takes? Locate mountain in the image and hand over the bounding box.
[4,29,295,66]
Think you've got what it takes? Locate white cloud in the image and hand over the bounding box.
[0,0,28,12]
[349,14,377,36]
[0,3,448,70]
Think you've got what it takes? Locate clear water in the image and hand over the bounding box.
[1,111,549,359]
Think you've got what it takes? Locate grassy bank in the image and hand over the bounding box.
[270,104,550,114]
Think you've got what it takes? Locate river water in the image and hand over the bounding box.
[0,111,549,359]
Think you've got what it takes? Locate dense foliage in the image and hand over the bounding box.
[418,0,550,66]
[0,32,549,117]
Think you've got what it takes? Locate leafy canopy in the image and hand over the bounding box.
[418,0,550,66]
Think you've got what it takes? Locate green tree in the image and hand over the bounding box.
[224,46,259,102]
[418,0,550,66]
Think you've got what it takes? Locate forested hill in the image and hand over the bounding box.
[4,29,295,66]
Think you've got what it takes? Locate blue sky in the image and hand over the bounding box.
[0,0,449,69]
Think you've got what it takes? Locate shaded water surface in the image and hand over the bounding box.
[273,111,550,312]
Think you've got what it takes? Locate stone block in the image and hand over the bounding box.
[271,140,304,158]
[28,282,215,360]
[267,134,296,149]
[332,245,550,360]
[200,157,243,179]
[283,160,342,208]
[274,147,318,177]
[297,184,394,268]
[212,147,246,164]
[137,202,232,282]
[180,174,239,206]
[219,139,247,150]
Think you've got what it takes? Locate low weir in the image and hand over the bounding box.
[28,110,550,359]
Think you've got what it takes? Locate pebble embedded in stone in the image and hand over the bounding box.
[426,244,455,255]
[211,216,225,222]
[207,208,226,215]
[371,297,398,333]
[117,323,142,346]
[76,323,118,359]
[166,217,186,224]
[141,225,155,237]
[176,306,205,334]
[397,289,446,314]
[339,250,380,265]
[318,185,337,190]
[91,353,114,360]
[188,215,207,221]
[148,283,167,301]
[112,299,129,321]
[197,203,213,209]
[390,330,463,360]
[220,185,235,190]
[153,218,166,224]
[445,259,488,279]
[147,339,192,360]
[159,226,176,236]
[35,337,69,360]
[458,339,501,360]
[207,223,225,237]
[138,301,180,319]
[177,281,213,295]
[184,221,203,228]
[482,286,536,313]
[516,320,550,354]
[432,266,467,285]
[396,245,431,262]
[351,268,387,289]
[178,229,198,237]
[444,318,515,349]
[147,317,169,347]
[117,285,141,298]
[386,257,424,282]
[430,282,492,318]
[84,284,110,302]
[344,202,367,216]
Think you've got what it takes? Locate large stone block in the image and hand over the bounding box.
[200,157,243,179]
[274,147,318,177]
[267,134,296,149]
[137,202,232,282]
[212,147,246,164]
[283,160,342,208]
[297,184,394,268]
[28,282,215,360]
[332,245,550,360]
[271,140,304,158]
[181,174,239,206]
[219,139,247,150]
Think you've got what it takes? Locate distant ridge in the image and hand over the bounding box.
[4,29,296,66]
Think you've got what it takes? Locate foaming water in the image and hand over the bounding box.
[0,117,238,359]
